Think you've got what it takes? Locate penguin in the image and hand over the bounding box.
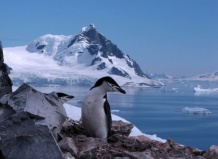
[56,92,74,103]
[45,92,74,104]
[82,76,126,138]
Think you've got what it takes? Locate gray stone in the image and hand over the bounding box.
[0,83,67,137]
[0,116,64,159]
[204,145,218,159]
[63,152,75,159]
[0,103,15,123]
[210,145,218,152]
[0,41,12,98]
[111,120,134,137]
[123,150,154,159]
[0,83,75,158]
[58,137,78,157]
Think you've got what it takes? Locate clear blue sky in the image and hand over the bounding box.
[0,0,217,77]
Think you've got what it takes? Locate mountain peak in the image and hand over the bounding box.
[81,24,96,33]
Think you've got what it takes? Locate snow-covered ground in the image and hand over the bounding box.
[64,103,166,143]
[4,46,162,87]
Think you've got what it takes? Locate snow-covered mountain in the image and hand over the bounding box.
[189,71,218,81]
[148,73,176,80]
[26,24,149,79]
[4,24,163,87]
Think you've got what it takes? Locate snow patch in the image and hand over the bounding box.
[82,24,95,32]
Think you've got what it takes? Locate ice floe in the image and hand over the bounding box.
[182,107,212,115]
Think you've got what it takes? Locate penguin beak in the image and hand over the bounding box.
[107,82,126,94]
[114,86,126,94]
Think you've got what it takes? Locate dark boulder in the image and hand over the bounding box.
[0,83,68,137]
[0,41,13,98]
[0,115,64,159]
[0,84,73,159]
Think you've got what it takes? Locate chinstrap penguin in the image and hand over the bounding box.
[56,92,74,103]
[82,76,126,138]
[45,92,74,104]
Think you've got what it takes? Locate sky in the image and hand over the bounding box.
[0,0,217,77]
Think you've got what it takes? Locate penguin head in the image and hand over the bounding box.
[90,76,126,94]
[56,92,74,103]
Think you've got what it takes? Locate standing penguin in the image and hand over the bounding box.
[82,76,126,138]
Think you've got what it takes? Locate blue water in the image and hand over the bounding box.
[33,80,218,150]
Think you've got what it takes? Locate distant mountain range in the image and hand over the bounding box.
[149,72,218,81]
[148,73,176,80]
[190,71,218,81]
[4,24,163,87]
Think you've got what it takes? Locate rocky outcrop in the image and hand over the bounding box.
[0,84,217,159]
[0,84,73,159]
[60,119,213,159]
[0,41,12,98]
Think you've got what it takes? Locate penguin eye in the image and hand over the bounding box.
[111,84,114,87]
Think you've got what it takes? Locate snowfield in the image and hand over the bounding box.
[4,45,163,87]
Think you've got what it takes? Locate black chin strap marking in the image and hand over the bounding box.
[107,82,115,91]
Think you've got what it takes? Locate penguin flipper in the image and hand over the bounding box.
[103,95,112,138]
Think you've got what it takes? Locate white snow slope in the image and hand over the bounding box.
[4,45,155,86]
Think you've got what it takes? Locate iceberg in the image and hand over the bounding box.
[182,107,212,115]
[194,85,218,93]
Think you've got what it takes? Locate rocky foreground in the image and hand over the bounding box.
[0,84,217,159]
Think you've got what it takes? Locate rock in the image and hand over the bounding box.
[111,120,134,137]
[114,157,131,159]
[58,137,78,157]
[0,83,74,159]
[210,145,218,152]
[0,83,67,137]
[0,41,4,66]
[61,119,86,137]
[123,151,154,159]
[0,115,64,159]
[59,119,210,159]
[204,145,218,159]
[0,41,12,98]
[0,103,15,123]
[73,136,109,158]
[63,152,75,159]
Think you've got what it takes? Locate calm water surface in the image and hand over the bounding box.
[33,81,218,150]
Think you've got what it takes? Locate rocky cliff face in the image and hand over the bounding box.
[0,41,12,98]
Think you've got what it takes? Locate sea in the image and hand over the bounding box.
[32,80,218,150]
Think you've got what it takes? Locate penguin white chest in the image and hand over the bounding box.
[82,95,108,138]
